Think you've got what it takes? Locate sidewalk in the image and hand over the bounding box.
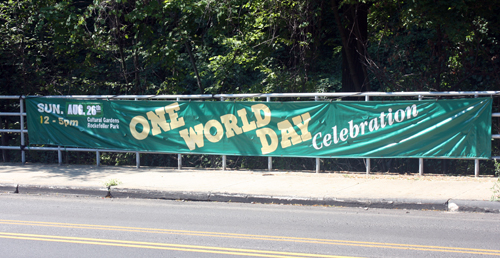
[1,163,499,213]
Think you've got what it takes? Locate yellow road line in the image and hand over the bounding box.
[0,232,356,258]
[0,219,499,256]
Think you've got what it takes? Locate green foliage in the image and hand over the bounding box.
[1,0,499,174]
[3,0,497,95]
[103,178,121,191]
[494,159,500,177]
[492,178,500,202]
[0,0,344,96]
[367,0,500,92]
[488,160,500,201]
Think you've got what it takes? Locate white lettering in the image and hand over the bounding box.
[311,104,420,150]
[339,128,348,142]
[312,132,323,150]
[348,120,359,139]
[323,133,332,147]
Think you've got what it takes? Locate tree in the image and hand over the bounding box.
[2,0,499,95]
[365,0,500,92]
[332,0,370,92]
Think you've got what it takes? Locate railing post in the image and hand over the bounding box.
[418,95,424,176]
[136,152,140,168]
[315,95,320,173]
[222,155,227,171]
[134,98,141,169]
[20,97,25,164]
[474,94,479,177]
[267,96,272,172]
[58,146,62,165]
[365,95,370,175]
[177,97,182,170]
[419,158,424,176]
[96,150,100,166]
[475,159,479,177]
[221,96,226,171]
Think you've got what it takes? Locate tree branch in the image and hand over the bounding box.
[331,0,361,91]
[185,40,204,94]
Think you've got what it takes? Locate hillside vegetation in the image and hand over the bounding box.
[1,0,499,174]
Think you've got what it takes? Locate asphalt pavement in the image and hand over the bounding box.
[1,163,499,213]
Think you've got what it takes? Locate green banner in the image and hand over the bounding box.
[26,97,492,159]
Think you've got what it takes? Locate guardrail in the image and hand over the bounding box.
[1,92,499,177]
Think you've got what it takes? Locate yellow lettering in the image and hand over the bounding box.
[204,120,224,143]
[179,124,205,150]
[237,108,257,132]
[292,112,312,141]
[164,102,185,129]
[255,128,278,155]
[251,104,271,128]
[220,114,243,138]
[130,116,150,140]
[146,107,170,136]
[277,120,302,149]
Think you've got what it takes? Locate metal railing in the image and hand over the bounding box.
[1,91,499,177]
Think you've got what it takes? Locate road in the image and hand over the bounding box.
[0,194,499,257]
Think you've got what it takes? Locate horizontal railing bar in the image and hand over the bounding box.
[216,91,500,98]
[0,112,26,116]
[32,94,215,100]
[493,113,500,117]
[0,129,27,133]
[47,91,500,99]
[217,93,358,98]
[0,145,496,160]
[32,147,134,152]
[0,146,20,150]
[0,96,25,99]
[493,134,500,139]
[363,91,500,96]
[0,91,497,101]
[0,145,177,155]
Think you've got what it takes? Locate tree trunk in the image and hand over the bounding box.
[134,39,140,94]
[332,1,370,93]
[185,41,204,94]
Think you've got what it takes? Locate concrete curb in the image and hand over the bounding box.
[1,184,499,213]
[448,200,500,213]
